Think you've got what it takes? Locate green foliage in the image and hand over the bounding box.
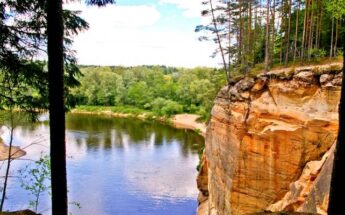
[151,98,183,116]
[198,0,345,78]
[0,0,89,113]
[18,156,51,213]
[309,48,327,59]
[326,0,345,19]
[72,66,225,120]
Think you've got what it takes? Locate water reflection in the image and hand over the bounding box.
[66,114,203,156]
[1,113,204,215]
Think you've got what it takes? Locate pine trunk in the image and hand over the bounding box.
[264,0,270,72]
[330,18,334,58]
[272,0,276,65]
[301,0,308,60]
[293,0,300,62]
[47,0,68,214]
[334,19,339,56]
[285,0,292,64]
[307,0,314,60]
[317,4,322,49]
[239,0,243,67]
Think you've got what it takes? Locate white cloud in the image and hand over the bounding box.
[159,0,203,18]
[64,2,219,68]
[65,3,160,28]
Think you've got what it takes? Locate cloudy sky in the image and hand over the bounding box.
[65,0,219,68]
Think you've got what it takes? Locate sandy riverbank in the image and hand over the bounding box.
[171,114,207,137]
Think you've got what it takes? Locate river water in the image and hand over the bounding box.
[0,113,204,215]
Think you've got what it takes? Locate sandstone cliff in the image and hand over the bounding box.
[197,63,342,215]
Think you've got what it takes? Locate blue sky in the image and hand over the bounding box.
[65,0,220,68]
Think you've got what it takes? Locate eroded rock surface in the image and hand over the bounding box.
[197,64,342,215]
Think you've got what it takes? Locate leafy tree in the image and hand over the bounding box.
[19,156,51,213]
[73,66,225,120]
[126,81,152,107]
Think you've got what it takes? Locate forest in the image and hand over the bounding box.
[198,0,345,82]
[71,66,225,119]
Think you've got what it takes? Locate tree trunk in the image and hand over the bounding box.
[0,108,14,211]
[301,0,308,60]
[264,0,270,72]
[253,5,257,64]
[307,0,314,60]
[285,0,292,64]
[239,0,243,68]
[248,0,252,67]
[209,0,230,84]
[317,4,322,49]
[293,0,300,62]
[334,19,339,56]
[228,2,232,74]
[330,18,334,58]
[271,0,276,65]
[47,0,68,214]
[328,33,345,215]
[315,0,322,50]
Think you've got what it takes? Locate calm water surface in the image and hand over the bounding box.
[0,113,204,215]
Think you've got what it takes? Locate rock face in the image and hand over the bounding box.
[197,64,342,215]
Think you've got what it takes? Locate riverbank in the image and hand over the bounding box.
[171,114,207,137]
[71,106,207,137]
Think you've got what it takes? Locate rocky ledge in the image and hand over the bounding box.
[197,63,342,215]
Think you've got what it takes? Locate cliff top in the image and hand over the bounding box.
[220,62,343,103]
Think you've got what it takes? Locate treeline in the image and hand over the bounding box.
[71,66,225,118]
[198,0,345,81]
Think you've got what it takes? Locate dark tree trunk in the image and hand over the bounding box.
[328,34,345,215]
[264,0,270,72]
[47,0,68,214]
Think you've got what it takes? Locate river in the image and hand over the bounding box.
[0,113,204,215]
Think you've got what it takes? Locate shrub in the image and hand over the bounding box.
[151,98,183,116]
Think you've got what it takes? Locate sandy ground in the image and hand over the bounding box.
[171,114,207,137]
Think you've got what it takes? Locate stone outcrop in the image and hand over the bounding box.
[267,144,335,214]
[197,63,342,215]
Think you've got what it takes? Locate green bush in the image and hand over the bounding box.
[151,98,183,116]
[309,48,327,59]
